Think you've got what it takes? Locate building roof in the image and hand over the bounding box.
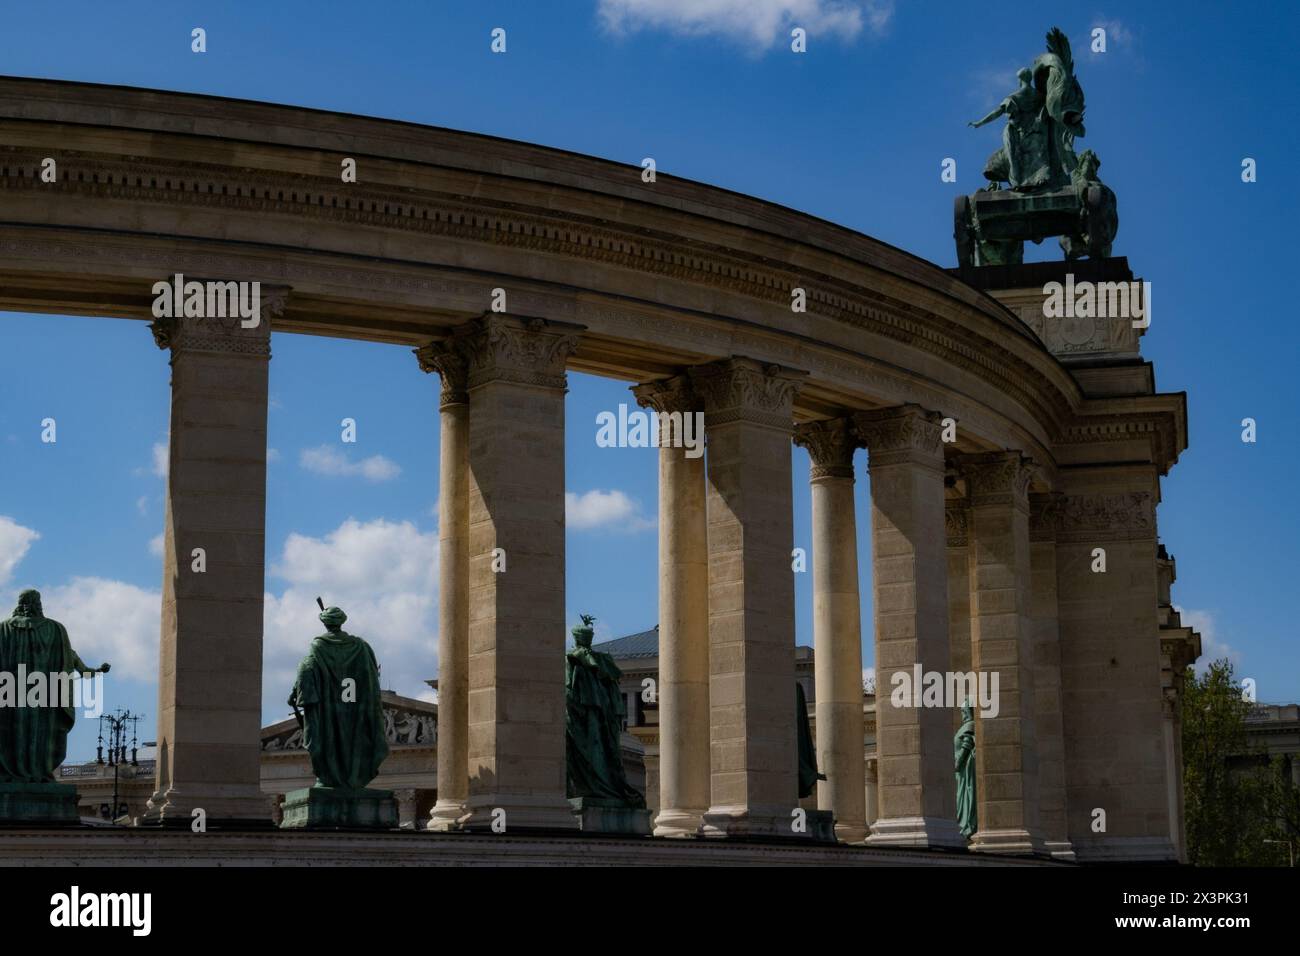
[593,626,659,660]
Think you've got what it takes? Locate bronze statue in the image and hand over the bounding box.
[565,615,645,808]
[954,701,978,840]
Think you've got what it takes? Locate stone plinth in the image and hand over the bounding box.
[280,787,398,830]
[569,798,652,836]
[0,781,79,825]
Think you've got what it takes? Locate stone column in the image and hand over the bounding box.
[855,405,963,848]
[415,340,471,831]
[689,357,806,838]
[145,304,281,826]
[632,374,709,838]
[793,417,867,844]
[961,452,1045,855]
[460,315,582,832]
[864,756,878,831]
[1029,493,1073,860]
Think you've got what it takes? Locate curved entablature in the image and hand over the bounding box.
[0,76,1186,479]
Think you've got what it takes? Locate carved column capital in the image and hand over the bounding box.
[149,282,287,357]
[793,417,857,481]
[1029,492,1064,542]
[687,356,806,431]
[414,339,471,408]
[945,499,970,548]
[459,314,582,391]
[853,404,944,471]
[957,451,1034,512]
[631,373,697,415]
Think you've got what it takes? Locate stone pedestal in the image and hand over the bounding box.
[856,406,964,849]
[145,307,281,827]
[690,357,806,839]
[280,786,398,829]
[632,374,709,839]
[0,781,79,825]
[569,798,652,836]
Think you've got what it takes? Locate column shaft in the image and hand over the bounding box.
[795,418,866,844]
[460,315,581,831]
[146,311,275,826]
[690,357,806,838]
[856,406,963,848]
[416,341,471,830]
[962,452,1045,855]
[633,376,709,837]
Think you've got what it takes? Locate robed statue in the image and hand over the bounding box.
[565,615,645,808]
[288,605,389,791]
[0,589,109,784]
[954,700,977,839]
[796,682,826,799]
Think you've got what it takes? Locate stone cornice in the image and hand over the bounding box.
[793,418,857,481]
[0,143,1079,446]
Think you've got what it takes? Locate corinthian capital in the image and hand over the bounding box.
[853,404,944,470]
[687,356,806,430]
[459,314,582,390]
[793,417,857,481]
[631,373,696,415]
[958,452,1034,511]
[414,338,471,408]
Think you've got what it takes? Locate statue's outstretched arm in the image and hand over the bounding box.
[969,103,1005,128]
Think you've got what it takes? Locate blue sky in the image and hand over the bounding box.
[1,0,1297,761]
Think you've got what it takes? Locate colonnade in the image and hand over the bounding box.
[145,309,1083,855]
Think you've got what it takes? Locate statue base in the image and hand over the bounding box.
[568,797,652,836]
[0,781,80,826]
[280,786,397,830]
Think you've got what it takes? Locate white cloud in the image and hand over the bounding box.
[136,496,150,516]
[597,0,891,50]
[148,534,164,558]
[1176,607,1242,674]
[299,445,401,482]
[565,489,655,532]
[151,441,168,479]
[862,666,876,694]
[37,577,160,683]
[264,518,438,705]
[1091,18,1134,54]
[0,516,40,588]
[267,447,281,463]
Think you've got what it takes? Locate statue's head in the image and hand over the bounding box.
[1077,149,1100,177]
[571,615,596,648]
[13,589,43,619]
[1017,67,1032,86]
[319,606,348,631]
[960,699,975,723]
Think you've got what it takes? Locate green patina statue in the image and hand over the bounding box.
[0,589,109,783]
[955,28,1119,266]
[955,700,978,840]
[0,589,109,823]
[288,605,389,790]
[796,681,826,799]
[565,615,645,809]
[281,604,395,828]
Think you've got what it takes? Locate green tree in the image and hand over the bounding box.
[1181,659,1277,866]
